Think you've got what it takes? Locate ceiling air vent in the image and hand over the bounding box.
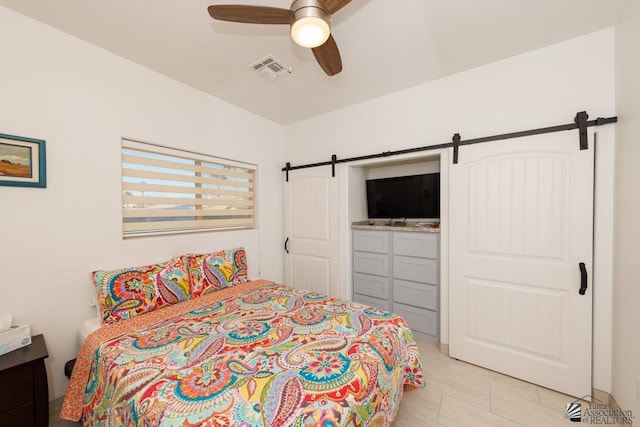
[249,55,291,81]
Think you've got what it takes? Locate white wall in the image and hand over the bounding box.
[613,1,640,418]
[366,159,440,180]
[0,7,285,400]
[285,29,616,393]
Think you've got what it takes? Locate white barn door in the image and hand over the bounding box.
[284,167,339,297]
[449,131,593,398]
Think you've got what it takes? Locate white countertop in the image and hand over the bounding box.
[351,220,440,233]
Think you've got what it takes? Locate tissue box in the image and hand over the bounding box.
[0,324,31,356]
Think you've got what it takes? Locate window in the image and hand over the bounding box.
[122,139,256,238]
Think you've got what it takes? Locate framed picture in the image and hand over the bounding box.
[0,133,46,188]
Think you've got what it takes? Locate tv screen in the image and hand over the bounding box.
[366,173,440,219]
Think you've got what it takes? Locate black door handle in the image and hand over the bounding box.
[284,237,289,254]
[579,262,587,295]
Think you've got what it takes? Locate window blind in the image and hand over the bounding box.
[122,139,256,238]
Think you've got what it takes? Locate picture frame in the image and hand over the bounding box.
[0,133,46,188]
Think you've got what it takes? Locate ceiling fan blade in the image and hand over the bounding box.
[208,5,292,24]
[317,0,352,14]
[312,34,342,76]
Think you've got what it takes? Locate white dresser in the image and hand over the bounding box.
[352,229,440,342]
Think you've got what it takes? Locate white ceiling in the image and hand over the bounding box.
[0,0,630,124]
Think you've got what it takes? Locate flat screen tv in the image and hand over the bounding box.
[366,173,440,219]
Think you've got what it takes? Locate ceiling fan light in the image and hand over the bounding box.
[290,2,331,49]
[291,16,330,48]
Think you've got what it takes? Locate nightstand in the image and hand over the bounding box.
[0,334,49,426]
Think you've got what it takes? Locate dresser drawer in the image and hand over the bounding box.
[393,256,438,284]
[353,273,390,299]
[353,251,389,276]
[0,363,32,412]
[393,232,438,258]
[353,294,391,312]
[0,403,34,426]
[353,230,390,254]
[0,403,35,426]
[393,279,438,310]
[393,303,437,336]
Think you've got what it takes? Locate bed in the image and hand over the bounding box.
[60,248,424,426]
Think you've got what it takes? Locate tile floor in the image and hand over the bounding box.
[49,340,628,426]
[49,397,79,427]
[394,341,630,426]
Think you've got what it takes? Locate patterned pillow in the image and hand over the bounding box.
[188,247,248,298]
[93,255,190,324]
[156,255,191,305]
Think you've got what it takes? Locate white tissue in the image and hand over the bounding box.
[0,313,12,332]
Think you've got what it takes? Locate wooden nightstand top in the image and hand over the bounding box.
[0,334,48,372]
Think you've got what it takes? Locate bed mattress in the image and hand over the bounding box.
[62,280,424,425]
[76,317,101,351]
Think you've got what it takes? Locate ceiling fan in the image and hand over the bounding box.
[207,0,352,76]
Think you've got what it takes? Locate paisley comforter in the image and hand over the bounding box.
[61,280,424,426]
